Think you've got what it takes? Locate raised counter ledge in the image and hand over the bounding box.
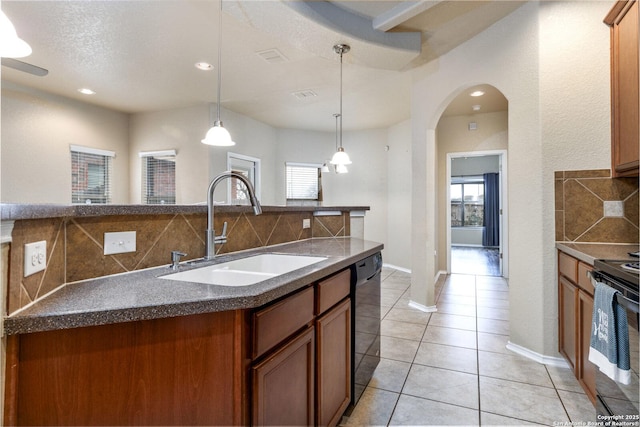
[556,242,638,265]
[4,237,383,336]
[0,203,369,220]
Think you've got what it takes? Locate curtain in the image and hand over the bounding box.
[483,173,500,247]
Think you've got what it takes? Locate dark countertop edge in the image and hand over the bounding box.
[4,238,383,335]
[556,242,639,265]
[0,203,370,221]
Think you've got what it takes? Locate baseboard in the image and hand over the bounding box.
[435,270,447,283]
[383,263,411,273]
[408,300,438,313]
[506,341,570,368]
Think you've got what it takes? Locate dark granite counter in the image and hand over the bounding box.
[0,203,369,220]
[556,242,639,265]
[4,237,383,335]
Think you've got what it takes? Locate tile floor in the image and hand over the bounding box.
[343,268,596,426]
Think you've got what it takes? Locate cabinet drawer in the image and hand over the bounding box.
[253,286,314,359]
[558,252,578,282]
[316,269,351,315]
[577,262,594,296]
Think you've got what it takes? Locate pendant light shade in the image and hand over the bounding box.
[0,10,32,58]
[330,44,351,166]
[202,0,235,146]
[335,163,349,174]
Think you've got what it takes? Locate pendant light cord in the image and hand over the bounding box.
[216,0,223,122]
[339,49,343,149]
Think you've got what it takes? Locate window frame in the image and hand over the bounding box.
[450,177,485,228]
[285,162,323,202]
[139,150,177,205]
[70,145,115,205]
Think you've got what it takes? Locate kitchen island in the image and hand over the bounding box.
[4,237,382,426]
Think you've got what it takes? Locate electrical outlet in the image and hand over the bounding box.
[302,218,311,229]
[104,231,136,255]
[24,240,46,277]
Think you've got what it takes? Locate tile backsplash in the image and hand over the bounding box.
[555,169,639,243]
[6,210,350,315]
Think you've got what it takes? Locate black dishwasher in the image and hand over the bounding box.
[349,252,382,409]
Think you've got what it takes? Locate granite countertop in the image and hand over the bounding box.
[4,238,383,336]
[556,242,639,265]
[0,203,370,221]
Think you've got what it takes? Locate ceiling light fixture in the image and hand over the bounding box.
[78,88,96,95]
[195,62,213,71]
[472,104,481,111]
[470,90,485,97]
[0,10,31,58]
[331,113,348,173]
[330,44,352,168]
[201,0,235,146]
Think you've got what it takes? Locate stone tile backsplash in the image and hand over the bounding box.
[6,210,350,315]
[555,169,639,243]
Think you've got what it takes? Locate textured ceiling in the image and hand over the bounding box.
[1,1,516,132]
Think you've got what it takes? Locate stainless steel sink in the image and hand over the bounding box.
[160,253,327,286]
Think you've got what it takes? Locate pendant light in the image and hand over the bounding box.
[332,113,348,173]
[0,10,32,58]
[202,0,235,146]
[330,44,351,166]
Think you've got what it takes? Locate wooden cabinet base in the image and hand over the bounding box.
[5,311,248,426]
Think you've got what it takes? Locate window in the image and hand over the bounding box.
[451,178,484,227]
[227,153,261,205]
[70,145,115,204]
[286,162,322,201]
[140,150,176,204]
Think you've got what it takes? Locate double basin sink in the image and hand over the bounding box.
[160,253,327,286]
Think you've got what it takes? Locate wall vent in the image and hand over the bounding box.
[292,90,318,100]
[256,48,288,63]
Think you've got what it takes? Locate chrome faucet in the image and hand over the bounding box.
[206,171,262,259]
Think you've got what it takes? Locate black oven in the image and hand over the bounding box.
[591,260,639,423]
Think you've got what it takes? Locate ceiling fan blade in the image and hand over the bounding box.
[1,58,48,77]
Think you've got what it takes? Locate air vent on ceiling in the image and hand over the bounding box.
[292,90,318,100]
[256,48,288,63]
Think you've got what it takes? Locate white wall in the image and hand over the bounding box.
[411,1,612,357]
[1,82,130,204]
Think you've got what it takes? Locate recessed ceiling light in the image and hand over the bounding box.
[195,62,213,71]
[470,90,485,97]
[472,104,481,111]
[78,88,95,95]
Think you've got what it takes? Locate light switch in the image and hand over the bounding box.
[24,241,46,277]
[104,231,136,255]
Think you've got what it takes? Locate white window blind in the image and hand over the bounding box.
[70,145,115,204]
[140,150,176,204]
[286,162,322,200]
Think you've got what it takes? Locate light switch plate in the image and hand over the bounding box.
[24,240,46,277]
[104,231,136,255]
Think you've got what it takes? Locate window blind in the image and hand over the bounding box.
[140,150,176,204]
[70,145,115,204]
[286,162,322,200]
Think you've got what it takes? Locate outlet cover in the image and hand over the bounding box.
[104,231,136,255]
[24,240,46,277]
[302,218,311,229]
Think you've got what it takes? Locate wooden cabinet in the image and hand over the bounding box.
[557,251,596,404]
[605,0,639,177]
[250,269,352,427]
[316,299,351,427]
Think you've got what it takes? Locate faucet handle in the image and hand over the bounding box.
[214,222,228,244]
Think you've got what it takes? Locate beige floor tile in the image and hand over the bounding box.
[380,336,420,362]
[381,319,426,341]
[389,394,480,426]
[477,332,510,354]
[402,364,479,409]
[557,389,597,423]
[475,276,509,291]
[480,411,544,425]
[384,307,432,325]
[344,387,399,427]
[475,289,509,301]
[436,302,476,317]
[429,312,477,331]
[368,358,412,393]
[422,325,477,349]
[478,351,554,388]
[476,297,509,309]
[479,376,569,425]
[414,342,478,374]
[546,365,585,394]
[437,294,477,306]
[477,317,509,335]
[476,305,509,321]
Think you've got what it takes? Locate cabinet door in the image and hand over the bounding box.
[610,0,639,176]
[558,276,578,371]
[578,290,597,404]
[252,326,315,426]
[316,298,351,427]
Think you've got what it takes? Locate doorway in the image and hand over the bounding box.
[446,151,508,277]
